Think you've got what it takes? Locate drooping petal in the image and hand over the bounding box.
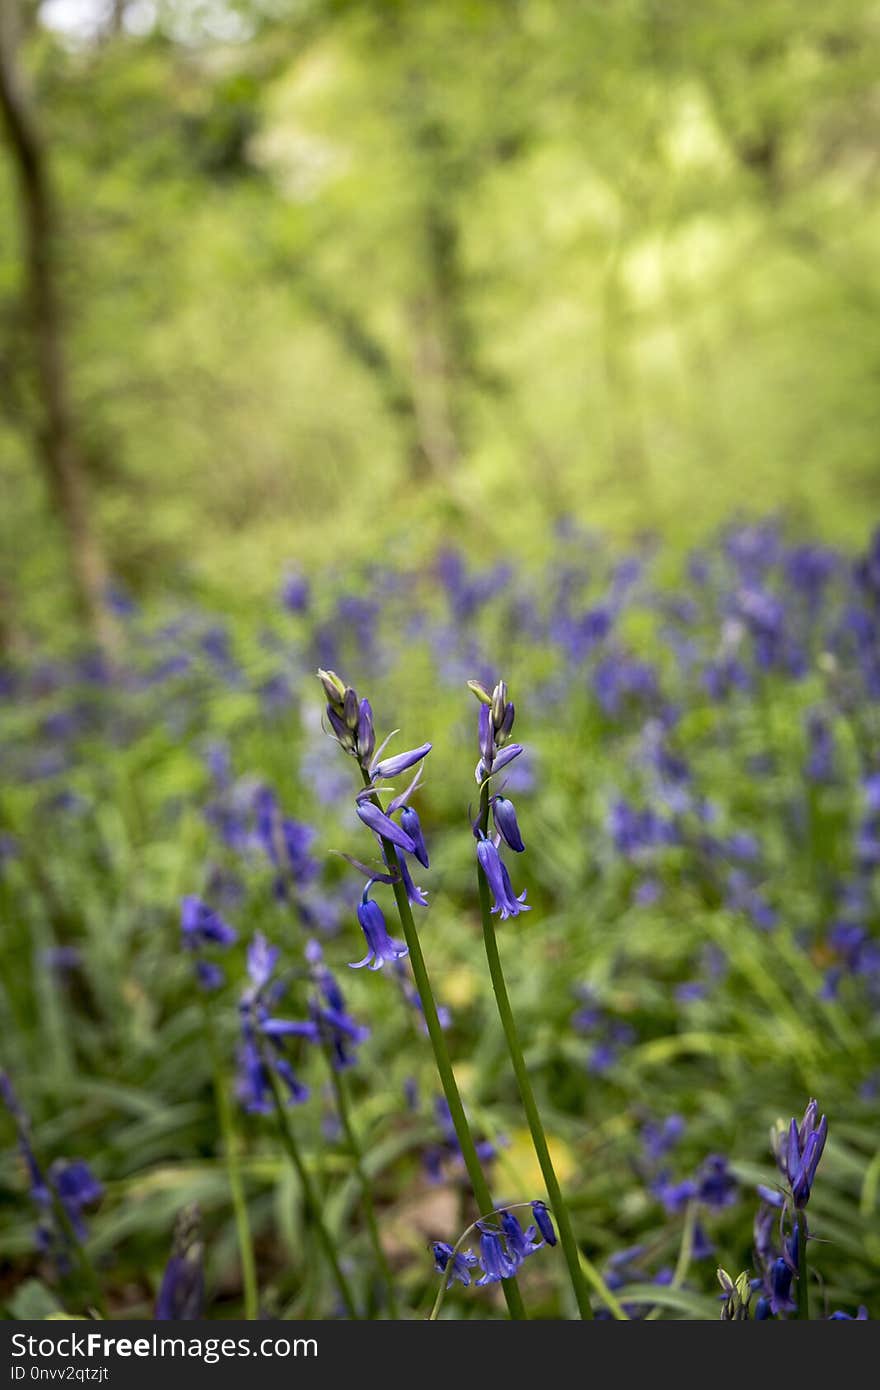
[400,806,430,868]
[371,742,433,781]
[492,796,525,852]
[356,800,417,853]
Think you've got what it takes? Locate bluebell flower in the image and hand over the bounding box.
[641,1114,685,1163]
[653,1175,698,1213]
[774,1099,827,1209]
[691,1220,714,1259]
[531,1200,557,1246]
[180,900,234,989]
[476,836,529,920]
[400,806,429,868]
[195,960,225,991]
[237,934,315,1112]
[475,1223,518,1285]
[397,855,429,907]
[500,1210,542,1267]
[155,1205,205,1320]
[433,1241,480,1288]
[280,568,310,613]
[245,932,280,992]
[370,742,432,782]
[827,1306,869,1320]
[492,796,525,852]
[696,1154,738,1209]
[768,1256,796,1315]
[425,1097,498,1182]
[350,894,409,972]
[307,941,369,1070]
[355,799,417,854]
[281,819,319,887]
[48,1158,102,1241]
[180,896,237,949]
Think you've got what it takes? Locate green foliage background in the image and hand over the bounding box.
[2,0,880,633]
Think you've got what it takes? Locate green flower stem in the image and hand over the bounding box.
[201,1001,259,1320]
[360,772,527,1321]
[476,782,593,1319]
[263,1053,360,1319]
[797,1226,810,1320]
[325,1057,400,1318]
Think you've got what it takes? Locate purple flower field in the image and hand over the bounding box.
[1,520,879,1319]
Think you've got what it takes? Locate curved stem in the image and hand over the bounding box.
[263,1054,360,1319]
[429,1202,535,1321]
[360,772,527,1321]
[475,783,593,1319]
[202,1002,259,1320]
[326,1058,400,1318]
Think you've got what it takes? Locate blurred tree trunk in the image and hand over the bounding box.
[0,0,115,649]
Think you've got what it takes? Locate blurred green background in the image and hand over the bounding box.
[2,0,880,638]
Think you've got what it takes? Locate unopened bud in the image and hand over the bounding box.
[317,669,347,707]
[467,680,493,706]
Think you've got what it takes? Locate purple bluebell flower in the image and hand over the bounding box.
[641,1114,685,1163]
[196,960,225,991]
[774,1099,827,1209]
[356,799,416,854]
[492,796,525,852]
[307,941,369,1069]
[531,1200,557,1246]
[237,934,314,1112]
[180,897,236,991]
[281,819,319,887]
[370,742,432,782]
[768,1256,796,1315]
[397,854,429,907]
[653,1175,698,1213]
[433,1242,480,1288]
[827,1306,869,1320]
[501,1211,542,1266]
[476,836,529,920]
[350,894,409,972]
[280,568,310,613]
[155,1205,204,1320]
[691,1221,714,1259]
[180,897,237,949]
[356,699,375,764]
[400,806,429,868]
[246,932,280,992]
[475,1223,518,1285]
[49,1159,102,1238]
[696,1154,739,1209]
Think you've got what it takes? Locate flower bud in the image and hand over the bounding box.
[467,679,493,706]
[317,668,346,707]
[343,686,360,730]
